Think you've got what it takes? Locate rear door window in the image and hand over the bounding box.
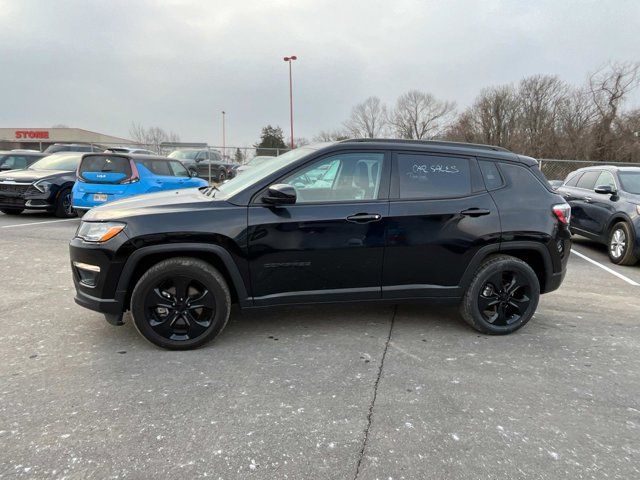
[576,171,600,190]
[139,159,173,176]
[396,154,471,199]
[79,155,132,181]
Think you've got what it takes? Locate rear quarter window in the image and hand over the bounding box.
[79,155,132,178]
[396,154,471,199]
[479,160,504,190]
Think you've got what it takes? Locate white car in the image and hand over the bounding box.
[236,155,275,174]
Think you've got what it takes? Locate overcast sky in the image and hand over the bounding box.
[1,0,639,147]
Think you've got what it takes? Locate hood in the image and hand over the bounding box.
[84,187,228,221]
[0,168,71,183]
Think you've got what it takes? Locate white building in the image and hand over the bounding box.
[0,127,134,151]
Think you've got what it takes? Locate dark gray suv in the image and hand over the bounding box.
[558,166,640,265]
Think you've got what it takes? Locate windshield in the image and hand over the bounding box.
[168,150,199,160]
[215,147,316,197]
[29,153,82,171]
[619,171,640,195]
[248,156,274,167]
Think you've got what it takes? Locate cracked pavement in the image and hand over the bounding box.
[1,213,639,479]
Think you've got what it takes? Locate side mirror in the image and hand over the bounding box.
[263,184,296,205]
[595,184,616,195]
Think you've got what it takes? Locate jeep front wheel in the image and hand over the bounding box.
[130,257,231,350]
[460,255,540,335]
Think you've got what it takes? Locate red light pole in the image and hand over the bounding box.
[283,55,297,150]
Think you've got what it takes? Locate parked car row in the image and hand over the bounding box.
[167,148,236,182]
[0,152,207,217]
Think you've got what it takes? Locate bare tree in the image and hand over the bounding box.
[388,90,455,140]
[589,61,640,160]
[343,96,388,138]
[129,122,180,152]
[556,87,597,159]
[313,129,350,142]
[469,85,520,148]
[516,75,568,157]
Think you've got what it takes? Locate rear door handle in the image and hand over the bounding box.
[584,197,592,203]
[460,208,491,217]
[346,213,382,223]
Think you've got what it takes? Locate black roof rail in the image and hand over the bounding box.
[339,138,511,153]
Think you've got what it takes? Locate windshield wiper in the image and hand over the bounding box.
[201,185,219,197]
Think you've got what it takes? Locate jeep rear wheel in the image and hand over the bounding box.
[608,222,638,266]
[460,255,540,335]
[130,257,231,350]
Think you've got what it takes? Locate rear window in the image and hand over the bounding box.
[576,171,600,190]
[397,154,471,199]
[79,155,132,179]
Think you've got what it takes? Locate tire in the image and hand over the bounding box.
[1,208,24,215]
[189,168,198,178]
[75,209,86,218]
[608,222,638,266]
[460,255,540,335]
[54,188,77,218]
[217,170,226,183]
[130,257,231,350]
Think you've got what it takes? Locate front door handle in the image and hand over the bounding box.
[460,208,491,217]
[584,196,593,203]
[346,213,382,223]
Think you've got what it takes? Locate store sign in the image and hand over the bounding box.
[15,130,50,139]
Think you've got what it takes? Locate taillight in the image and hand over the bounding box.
[120,159,140,184]
[552,203,571,225]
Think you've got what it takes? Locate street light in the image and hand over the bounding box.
[221,110,226,160]
[283,55,297,150]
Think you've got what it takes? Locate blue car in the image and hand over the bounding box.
[72,153,207,213]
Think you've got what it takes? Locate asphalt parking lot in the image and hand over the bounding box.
[1,213,639,479]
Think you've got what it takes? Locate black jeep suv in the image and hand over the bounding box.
[558,166,640,265]
[70,139,571,349]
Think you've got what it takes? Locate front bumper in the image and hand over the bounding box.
[0,187,56,210]
[69,234,129,317]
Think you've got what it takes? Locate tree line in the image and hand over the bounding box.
[312,61,640,162]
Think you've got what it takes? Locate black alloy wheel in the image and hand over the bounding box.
[460,255,540,334]
[131,257,231,349]
[144,276,215,341]
[477,271,531,326]
[55,188,77,218]
[218,170,226,182]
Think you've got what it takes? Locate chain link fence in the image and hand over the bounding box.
[81,142,293,164]
[539,159,640,182]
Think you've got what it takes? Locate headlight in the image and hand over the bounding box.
[33,180,52,193]
[77,221,126,242]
